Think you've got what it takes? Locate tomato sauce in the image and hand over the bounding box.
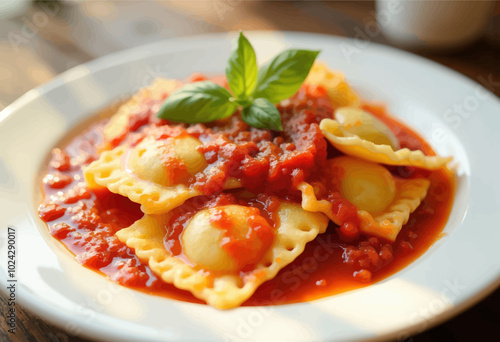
[38,78,455,306]
[120,84,359,237]
[162,193,276,267]
[165,193,277,272]
[246,167,454,305]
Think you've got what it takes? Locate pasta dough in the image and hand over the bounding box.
[335,156,397,213]
[305,62,361,108]
[298,156,430,241]
[333,107,400,150]
[182,205,273,272]
[320,107,452,170]
[116,202,329,309]
[84,135,240,214]
[129,135,207,186]
[102,78,181,149]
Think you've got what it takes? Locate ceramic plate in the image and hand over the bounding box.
[1,31,499,342]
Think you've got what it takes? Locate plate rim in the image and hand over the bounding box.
[1,30,500,342]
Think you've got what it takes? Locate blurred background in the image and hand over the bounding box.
[0,0,499,341]
[0,0,499,110]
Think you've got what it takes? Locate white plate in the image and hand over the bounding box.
[1,31,499,342]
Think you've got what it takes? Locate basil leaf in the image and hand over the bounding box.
[253,49,320,104]
[226,32,258,99]
[241,98,283,131]
[157,81,238,123]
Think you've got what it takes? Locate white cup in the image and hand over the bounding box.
[376,0,495,50]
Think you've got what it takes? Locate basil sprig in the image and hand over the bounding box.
[157,32,320,131]
[226,32,258,99]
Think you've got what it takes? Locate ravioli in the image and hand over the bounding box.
[305,62,361,108]
[84,132,240,214]
[320,107,452,170]
[37,38,457,312]
[102,78,181,149]
[116,201,329,309]
[298,156,430,241]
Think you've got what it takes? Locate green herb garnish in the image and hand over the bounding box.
[156,32,320,131]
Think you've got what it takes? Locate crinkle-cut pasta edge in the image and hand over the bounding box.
[83,146,202,215]
[305,62,361,108]
[298,177,430,242]
[297,182,339,224]
[101,78,181,150]
[320,119,452,170]
[116,203,329,309]
[358,178,430,242]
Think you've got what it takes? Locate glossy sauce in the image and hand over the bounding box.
[163,193,276,271]
[121,84,360,238]
[38,82,455,306]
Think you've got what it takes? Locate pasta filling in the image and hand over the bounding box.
[116,193,329,309]
[38,63,455,309]
[320,107,452,170]
[298,156,430,241]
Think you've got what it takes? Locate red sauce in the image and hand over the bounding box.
[164,194,236,257]
[38,76,455,306]
[118,84,358,236]
[38,125,202,303]
[163,192,276,272]
[247,167,454,305]
[208,203,274,271]
[117,84,330,198]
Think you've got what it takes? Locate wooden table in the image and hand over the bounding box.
[1,1,499,341]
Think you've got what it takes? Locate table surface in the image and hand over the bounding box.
[1,1,499,341]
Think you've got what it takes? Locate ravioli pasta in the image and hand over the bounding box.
[129,135,207,186]
[305,62,361,108]
[102,78,181,149]
[38,46,455,311]
[320,107,452,170]
[84,145,201,214]
[298,157,430,241]
[116,202,329,309]
[357,177,430,242]
[84,134,241,214]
